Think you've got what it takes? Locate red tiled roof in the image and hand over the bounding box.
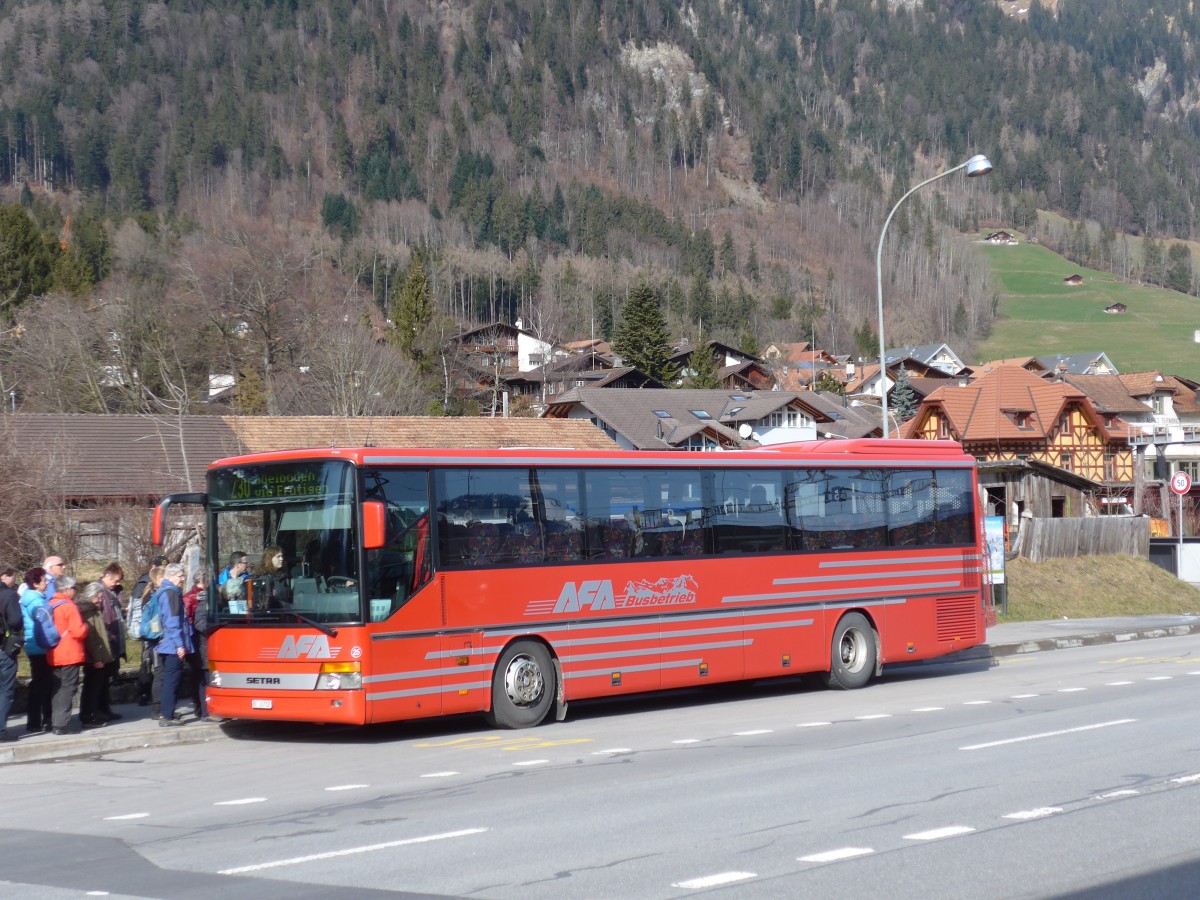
[909,366,1095,442]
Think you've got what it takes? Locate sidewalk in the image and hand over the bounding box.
[5,615,1200,763]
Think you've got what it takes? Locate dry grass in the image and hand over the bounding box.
[1003,555,1200,621]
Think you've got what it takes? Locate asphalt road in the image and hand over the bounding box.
[4,635,1200,898]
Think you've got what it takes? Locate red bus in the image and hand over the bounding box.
[153,439,990,728]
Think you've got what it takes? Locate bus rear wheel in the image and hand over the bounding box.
[487,640,555,728]
[823,612,876,690]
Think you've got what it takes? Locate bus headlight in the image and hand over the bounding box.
[317,661,362,690]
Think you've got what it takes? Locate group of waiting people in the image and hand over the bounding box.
[0,554,210,742]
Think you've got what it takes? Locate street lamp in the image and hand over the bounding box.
[876,153,993,437]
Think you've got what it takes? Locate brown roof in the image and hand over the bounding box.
[1060,374,1149,415]
[906,365,1099,442]
[5,415,617,500]
[1115,372,1200,414]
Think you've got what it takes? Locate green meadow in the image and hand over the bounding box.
[975,235,1200,379]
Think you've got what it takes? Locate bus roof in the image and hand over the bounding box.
[209,439,974,470]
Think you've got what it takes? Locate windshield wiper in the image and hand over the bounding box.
[287,609,338,637]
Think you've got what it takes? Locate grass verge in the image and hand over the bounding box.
[1001,555,1200,621]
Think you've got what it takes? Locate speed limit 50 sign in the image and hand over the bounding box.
[1171,471,1192,495]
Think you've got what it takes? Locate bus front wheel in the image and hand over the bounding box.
[823,613,876,690]
[487,640,555,728]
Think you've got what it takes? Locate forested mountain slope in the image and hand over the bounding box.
[1,0,1198,415]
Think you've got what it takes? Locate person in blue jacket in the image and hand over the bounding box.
[19,567,54,734]
[155,564,194,726]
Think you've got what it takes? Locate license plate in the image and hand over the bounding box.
[251,699,273,710]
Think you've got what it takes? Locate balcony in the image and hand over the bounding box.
[1127,419,1200,446]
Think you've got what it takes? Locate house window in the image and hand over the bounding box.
[1014,412,1030,428]
[1180,461,1200,480]
[1105,452,1116,480]
[1060,454,1072,472]
[690,410,712,420]
[786,411,798,427]
[1051,497,1066,518]
[937,418,948,439]
[764,412,783,427]
[1061,415,1073,436]
[653,410,671,418]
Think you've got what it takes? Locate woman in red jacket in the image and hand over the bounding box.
[46,576,88,735]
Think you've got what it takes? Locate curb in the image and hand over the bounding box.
[986,620,1200,658]
[0,721,226,765]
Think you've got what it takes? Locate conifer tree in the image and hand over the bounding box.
[687,341,722,388]
[889,364,919,421]
[613,281,677,383]
[390,253,434,370]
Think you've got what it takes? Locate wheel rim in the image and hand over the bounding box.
[839,628,868,674]
[503,653,545,707]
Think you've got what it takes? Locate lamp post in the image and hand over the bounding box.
[876,153,993,437]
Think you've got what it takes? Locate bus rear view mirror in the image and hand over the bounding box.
[363,500,386,550]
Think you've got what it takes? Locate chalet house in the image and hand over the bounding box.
[904,365,1135,522]
[1063,274,1084,285]
[960,357,1048,380]
[1036,352,1119,376]
[761,342,810,364]
[446,322,559,376]
[885,342,965,376]
[986,231,1017,244]
[845,358,952,402]
[772,348,845,391]
[1104,302,1128,314]
[505,353,663,405]
[542,388,876,450]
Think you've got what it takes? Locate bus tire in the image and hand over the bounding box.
[487,640,556,728]
[823,612,876,690]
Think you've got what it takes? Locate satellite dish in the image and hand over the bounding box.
[738,423,753,439]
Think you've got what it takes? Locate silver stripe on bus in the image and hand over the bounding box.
[723,580,963,604]
[773,566,971,585]
[818,553,978,568]
[367,680,490,702]
[563,639,748,663]
[362,664,492,685]
[566,659,707,678]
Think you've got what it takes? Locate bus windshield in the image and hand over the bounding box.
[209,460,362,625]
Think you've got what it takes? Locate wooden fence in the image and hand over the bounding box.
[1013,517,1149,562]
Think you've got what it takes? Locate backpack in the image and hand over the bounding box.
[139,586,165,641]
[33,603,61,649]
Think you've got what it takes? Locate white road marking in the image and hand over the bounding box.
[325,784,368,792]
[961,719,1136,751]
[218,828,488,874]
[734,729,773,736]
[103,813,149,821]
[912,707,944,712]
[420,771,460,778]
[797,721,832,728]
[593,748,632,755]
[1057,687,1086,693]
[904,826,975,841]
[1106,681,1133,686]
[512,759,548,767]
[1147,676,1173,681]
[1003,807,1062,820]
[799,847,874,863]
[1096,790,1139,799]
[214,798,266,806]
[1170,773,1200,784]
[1010,693,1039,698]
[673,738,701,744]
[963,700,991,705]
[855,714,891,720]
[1188,671,1200,676]
[672,871,757,889]
[86,892,110,896]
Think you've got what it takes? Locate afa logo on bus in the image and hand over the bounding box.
[532,576,699,615]
[268,635,341,659]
